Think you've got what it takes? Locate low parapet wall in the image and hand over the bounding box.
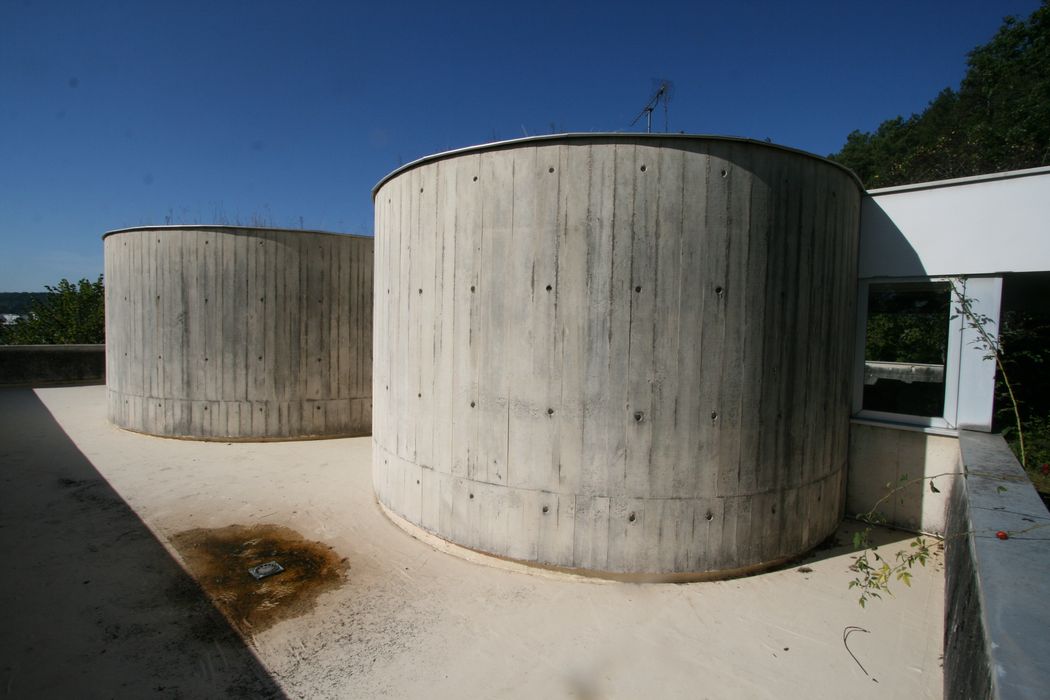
[0,345,106,386]
[945,431,1050,699]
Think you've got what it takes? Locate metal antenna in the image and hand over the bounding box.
[630,80,674,133]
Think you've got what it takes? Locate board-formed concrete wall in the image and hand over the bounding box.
[372,134,862,578]
[105,226,372,440]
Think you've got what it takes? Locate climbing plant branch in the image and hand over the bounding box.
[847,468,1021,607]
[845,471,954,607]
[857,471,961,528]
[950,279,1026,468]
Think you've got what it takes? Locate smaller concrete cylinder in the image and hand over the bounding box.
[104,226,373,440]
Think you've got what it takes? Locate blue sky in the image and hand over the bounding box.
[0,0,1042,291]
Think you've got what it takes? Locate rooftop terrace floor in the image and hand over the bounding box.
[0,385,944,699]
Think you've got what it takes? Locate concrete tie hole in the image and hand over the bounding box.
[628,512,636,523]
[542,506,549,514]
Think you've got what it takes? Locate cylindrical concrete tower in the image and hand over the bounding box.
[372,135,862,579]
[104,225,373,440]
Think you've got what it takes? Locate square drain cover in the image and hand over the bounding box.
[248,561,284,580]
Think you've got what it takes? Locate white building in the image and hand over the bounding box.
[848,165,1050,532]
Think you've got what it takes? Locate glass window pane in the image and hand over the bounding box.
[863,282,950,417]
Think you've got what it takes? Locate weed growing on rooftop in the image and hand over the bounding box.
[847,472,945,607]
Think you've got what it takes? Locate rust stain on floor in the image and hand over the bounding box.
[170,523,348,637]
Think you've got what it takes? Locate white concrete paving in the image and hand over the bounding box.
[3,385,944,699]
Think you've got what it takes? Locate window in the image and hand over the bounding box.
[853,278,964,429]
[863,281,951,417]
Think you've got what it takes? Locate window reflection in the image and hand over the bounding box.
[863,282,950,417]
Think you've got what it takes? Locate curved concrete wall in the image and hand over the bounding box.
[372,135,861,578]
[105,226,372,440]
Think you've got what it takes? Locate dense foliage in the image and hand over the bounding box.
[0,292,49,315]
[830,1,1050,188]
[996,307,1050,495]
[0,277,105,345]
[864,285,949,364]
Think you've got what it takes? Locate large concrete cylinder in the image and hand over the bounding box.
[104,226,373,440]
[372,135,861,579]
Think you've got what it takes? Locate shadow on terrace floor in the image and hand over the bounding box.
[0,388,285,699]
[767,517,932,578]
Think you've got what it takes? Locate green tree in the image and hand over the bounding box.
[831,1,1050,187]
[1,276,105,345]
[0,292,49,315]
